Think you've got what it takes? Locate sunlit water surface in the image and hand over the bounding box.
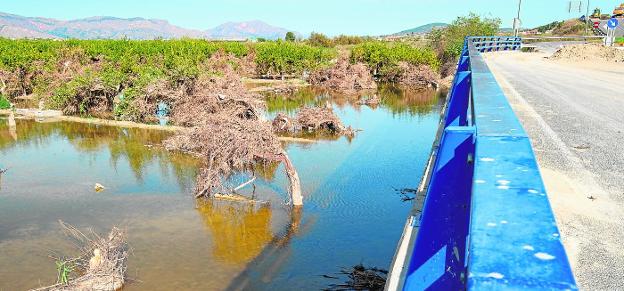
[0,85,442,290]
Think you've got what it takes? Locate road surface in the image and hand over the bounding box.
[484,45,624,290]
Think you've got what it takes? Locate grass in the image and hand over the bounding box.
[0,95,11,109]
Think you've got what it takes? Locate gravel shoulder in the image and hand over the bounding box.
[484,49,624,290]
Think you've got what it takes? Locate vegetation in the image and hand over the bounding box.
[350,41,440,76]
[0,38,335,118]
[285,31,296,42]
[307,32,334,47]
[254,41,335,77]
[428,13,501,60]
[535,21,564,33]
[616,37,624,44]
[306,32,369,47]
[0,94,10,109]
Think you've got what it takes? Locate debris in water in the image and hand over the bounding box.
[309,57,377,93]
[31,221,128,291]
[272,106,355,137]
[394,187,418,202]
[94,183,106,192]
[164,115,303,206]
[357,94,381,107]
[324,264,388,291]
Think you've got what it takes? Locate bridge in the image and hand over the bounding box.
[385,37,579,290]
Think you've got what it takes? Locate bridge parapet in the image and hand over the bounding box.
[386,37,577,290]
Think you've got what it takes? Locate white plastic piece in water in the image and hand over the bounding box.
[500,220,508,224]
[528,189,539,194]
[522,245,535,251]
[497,185,510,190]
[480,157,495,162]
[487,222,497,227]
[486,272,504,279]
[534,252,555,260]
[497,180,510,185]
[475,179,486,184]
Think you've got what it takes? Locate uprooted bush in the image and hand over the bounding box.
[272,106,354,136]
[308,57,377,93]
[163,114,303,205]
[34,221,128,291]
[382,62,441,88]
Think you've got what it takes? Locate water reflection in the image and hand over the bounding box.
[0,118,198,191]
[197,200,274,265]
[264,84,442,118]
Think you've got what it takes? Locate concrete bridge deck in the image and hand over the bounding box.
[484,44,624,290]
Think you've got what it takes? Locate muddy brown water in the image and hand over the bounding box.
[0,85,443,290]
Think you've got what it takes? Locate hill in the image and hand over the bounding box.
[0,12,296,40]
[395,22,448,35]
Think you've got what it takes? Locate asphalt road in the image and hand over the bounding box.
[484,47,624,290]
[596,18,624,37]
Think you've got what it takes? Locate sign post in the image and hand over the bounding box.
[606,18,619,46]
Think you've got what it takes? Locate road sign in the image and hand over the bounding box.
[608,18,619,29]
[593,22,600,28]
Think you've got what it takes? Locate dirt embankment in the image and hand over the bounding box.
[550,44,624,63]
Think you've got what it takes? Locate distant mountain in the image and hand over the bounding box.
[395,22,448,36]
[0,12,295,40]
[207,20,293,40]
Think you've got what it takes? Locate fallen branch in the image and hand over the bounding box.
[31,221,128,291]
[233,176,256,192]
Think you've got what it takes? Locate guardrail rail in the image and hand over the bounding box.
[386,36,577,290]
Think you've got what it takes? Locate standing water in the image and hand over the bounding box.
[0,85,442,290]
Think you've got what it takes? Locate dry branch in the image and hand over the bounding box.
[32,221,127,291]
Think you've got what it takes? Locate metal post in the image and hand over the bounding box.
[514,0,523,37]
[585,0,590,36]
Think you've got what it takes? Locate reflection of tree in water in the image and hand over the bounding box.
[263,84,440,118]
[0,118,198,189]
[377,83,442,117]
[197,200,273,265]
[254,161,280,182]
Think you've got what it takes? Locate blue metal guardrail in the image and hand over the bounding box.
[386,36,577,290]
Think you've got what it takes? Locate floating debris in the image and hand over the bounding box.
[324,264,388,291]
[94,183,106,192]
[31,221,128,291]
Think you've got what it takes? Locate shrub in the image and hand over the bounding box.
[285,32,296,42]
[307,32,333,47]
[254,41,335,77]
[429,13,501,60]
[351,41,440,76]
[0,94,11,109]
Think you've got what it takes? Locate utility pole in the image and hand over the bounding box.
[585,0,590,36]
[514,0,523,37]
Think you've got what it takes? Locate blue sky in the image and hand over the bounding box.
[1,0,622,35]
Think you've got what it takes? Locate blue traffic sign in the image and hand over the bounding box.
[608,18,619,29]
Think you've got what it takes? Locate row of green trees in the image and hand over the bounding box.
[0,13,502,117]
[351,42,440,75]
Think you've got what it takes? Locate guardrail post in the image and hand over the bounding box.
[445,72,471,127]
[403,126,475,290]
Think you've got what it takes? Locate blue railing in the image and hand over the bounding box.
[386,37,577,290]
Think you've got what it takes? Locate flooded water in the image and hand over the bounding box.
[0,85,443,290]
